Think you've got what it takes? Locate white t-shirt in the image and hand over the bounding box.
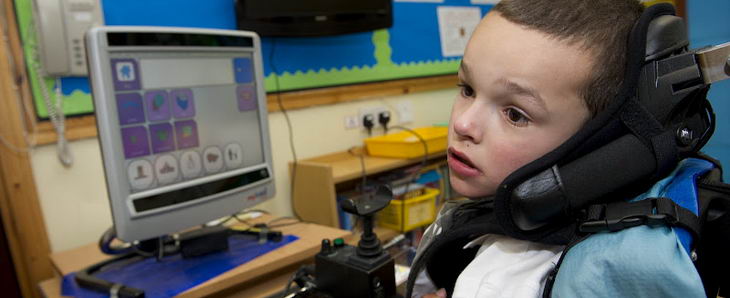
[451,234,564,298]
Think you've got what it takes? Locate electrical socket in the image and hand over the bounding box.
[396,101,414,124]
[344,115,359,129]
[359,106,389,129]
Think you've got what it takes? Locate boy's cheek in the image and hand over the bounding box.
[449,171,497,197]
[491,135,549,174]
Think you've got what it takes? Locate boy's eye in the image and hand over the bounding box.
[457,83,475,98]
[505,108,529,127]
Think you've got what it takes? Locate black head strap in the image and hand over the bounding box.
[494,3,681,242]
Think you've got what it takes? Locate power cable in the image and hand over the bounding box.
[269,38,303,221]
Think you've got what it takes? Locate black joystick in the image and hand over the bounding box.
[313,185,397,298]
[339,185,392,259]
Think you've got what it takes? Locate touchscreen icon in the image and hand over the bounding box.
[171,89,195,118]
[155,155,179,185]
[149,123,175,154]
[233,57,253,84]
[224,143,243,168]
[203,146,224,173]
[181,151,202,179]
[160,162,175,174]
[128,159,154,190]
[116,93,145,125]
[111,59,141,90]
[134,166,147,179]
[237,85,257,112]
[207,152,219,163]
[175,120,199,149]
[145,90,170,122]
[121,126,150,159]
[116,62,135,81]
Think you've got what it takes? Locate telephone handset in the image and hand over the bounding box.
[31,0,104,76]
[29,0,104,167]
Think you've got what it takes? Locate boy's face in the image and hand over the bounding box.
[448,12,593,198]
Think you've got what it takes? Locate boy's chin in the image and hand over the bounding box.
[449,175,495,198]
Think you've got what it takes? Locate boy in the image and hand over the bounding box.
[410,0,708,297]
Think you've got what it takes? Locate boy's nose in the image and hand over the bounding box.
[452,106,482,144]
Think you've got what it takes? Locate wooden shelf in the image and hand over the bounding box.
[302,148,445,184]
[290,147,445,228]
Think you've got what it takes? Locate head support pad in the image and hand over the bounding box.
[492,3,713,242]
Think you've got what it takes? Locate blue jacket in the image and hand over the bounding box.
[552,158,712,297]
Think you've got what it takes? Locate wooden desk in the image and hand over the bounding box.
[40,216,352,297]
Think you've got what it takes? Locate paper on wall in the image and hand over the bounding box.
[437,6,483,57]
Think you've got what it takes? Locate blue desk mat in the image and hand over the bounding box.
[61,234,299,297]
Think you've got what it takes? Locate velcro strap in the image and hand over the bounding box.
[619,99,679,180]
[579,198,700,240]
[651,131,680,179]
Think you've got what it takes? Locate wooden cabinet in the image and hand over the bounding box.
[290,147,446,228]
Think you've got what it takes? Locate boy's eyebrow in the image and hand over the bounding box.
[458,63,471,80]
[459,62,546,111]
[497,78,547,111]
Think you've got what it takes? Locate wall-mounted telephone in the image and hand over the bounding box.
[28,0,104,167]
[31,0,104,76]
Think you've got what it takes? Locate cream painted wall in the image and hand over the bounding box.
[31,88,456,252]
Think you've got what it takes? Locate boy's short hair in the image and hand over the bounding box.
[493,0,645,117]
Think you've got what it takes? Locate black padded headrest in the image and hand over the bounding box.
[645,15,689,61]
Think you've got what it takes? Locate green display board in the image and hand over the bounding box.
[16,0,494,118]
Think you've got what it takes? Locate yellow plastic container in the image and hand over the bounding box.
[377,187,439,232]
[365,126,448,158]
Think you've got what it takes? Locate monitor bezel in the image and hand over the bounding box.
[87,26,275,242]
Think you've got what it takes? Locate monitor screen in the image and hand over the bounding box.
[87,27,275,242]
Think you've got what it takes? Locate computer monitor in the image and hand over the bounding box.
[86,27,275,242]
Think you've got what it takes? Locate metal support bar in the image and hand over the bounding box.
[696,41,730,84]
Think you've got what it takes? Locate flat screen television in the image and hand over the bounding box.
[235,0,393,37]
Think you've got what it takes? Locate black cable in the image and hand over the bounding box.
[347,146,368,232]
[217,216,239,227]
[389,126,429,194]
[157,236,164,261]
[347,147,368,195]
[378,111,391,135]
[219,211,300,231]
[133,246,155,258]
[269,38,303,221]
[283,269,298,297]
[353,216,362,234]
[267,216,301,228]
[75,253,146,298]
[282,265,315,297]
[363,114,375,136]
[218,208,273,227]
[388,126,429,232]
[99,227,133,255]
[346,127,429,232]
[233,214,254,227]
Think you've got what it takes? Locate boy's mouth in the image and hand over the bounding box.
[448,147,481,177]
